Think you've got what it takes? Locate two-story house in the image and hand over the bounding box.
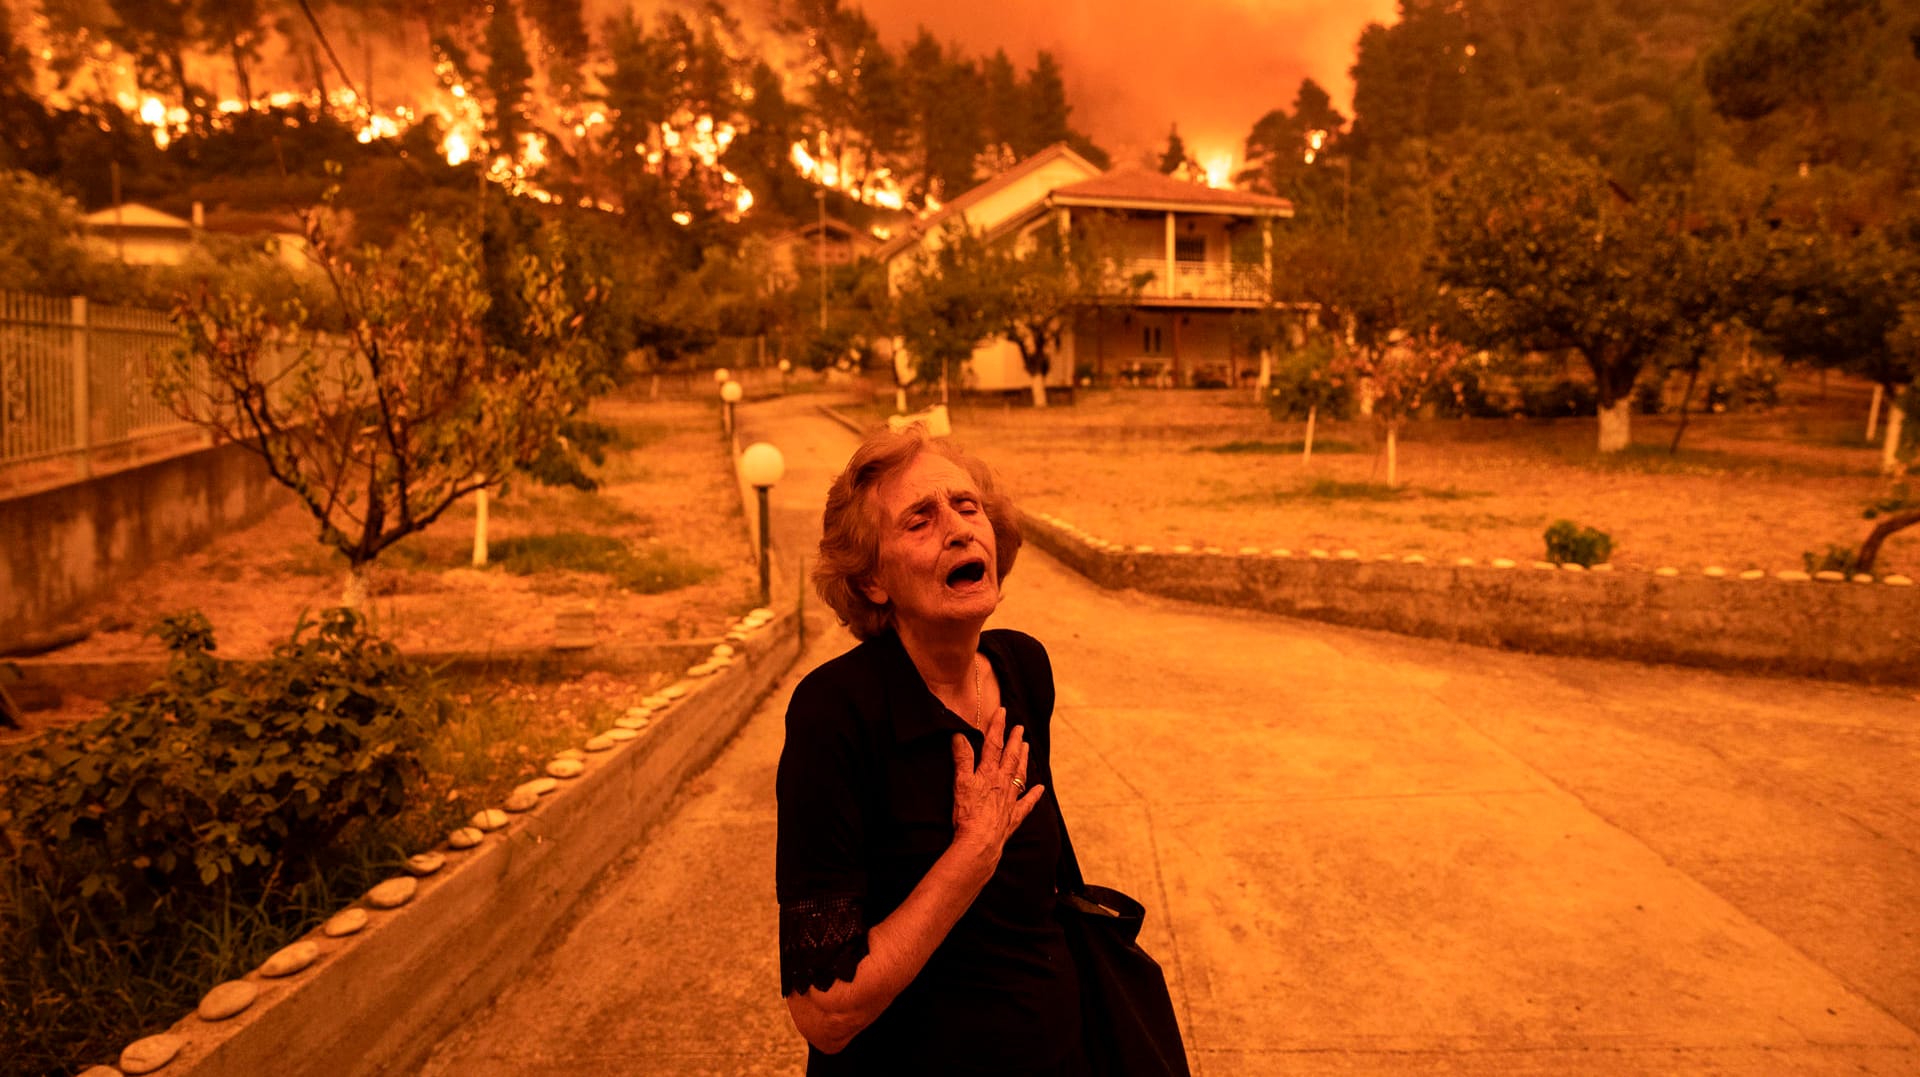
[876,144,1293,397]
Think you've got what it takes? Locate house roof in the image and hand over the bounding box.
[1051,169,1294,216]
[874,142,1101,262]
[80,202,194,232]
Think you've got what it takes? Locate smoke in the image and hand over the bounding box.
[852,0,1399,167]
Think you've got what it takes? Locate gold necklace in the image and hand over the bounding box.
[972,653,983,728]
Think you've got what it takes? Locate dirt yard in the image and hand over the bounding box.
[910,374,1917,578]
[7,392,759,741]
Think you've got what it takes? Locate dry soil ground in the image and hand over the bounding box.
[893,374,1917,578]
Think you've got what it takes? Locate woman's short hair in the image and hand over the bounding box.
[813,424,1022,639]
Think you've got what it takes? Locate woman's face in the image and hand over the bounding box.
[862,451,1000,633]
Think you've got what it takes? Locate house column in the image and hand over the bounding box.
[1262,217,1273,288]
[1164,211,1175,299]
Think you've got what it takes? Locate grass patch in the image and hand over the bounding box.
[1554,442,1872,479]
[1202,479,1489,508]
[493,532,716,593]
[1196,439,1362,455]
[1417,511,1545,532]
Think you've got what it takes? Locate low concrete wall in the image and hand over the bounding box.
[139,609,801,1077]
[0,441,285,654]
[1022,513,1920,685]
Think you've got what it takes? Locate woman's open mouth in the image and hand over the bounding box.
[945,559,989,590]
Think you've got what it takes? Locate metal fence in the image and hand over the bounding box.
[0,290,201,482]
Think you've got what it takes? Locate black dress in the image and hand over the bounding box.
[775,628,1082,1075]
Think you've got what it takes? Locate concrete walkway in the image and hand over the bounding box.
[419,396,1920,1075]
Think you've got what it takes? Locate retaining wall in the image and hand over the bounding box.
[122,609,803,1077]
[1021,513,1920,685]
[0,441,285,654]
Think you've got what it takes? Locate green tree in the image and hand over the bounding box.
[160,206,600,606]
[1157,124,1193,176]
[485,0,534,149]
[1435,143,1725,452]
[1025,51,1074,154]
[890,227,1002,408]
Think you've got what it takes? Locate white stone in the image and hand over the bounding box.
[1172,544,1194,554]
[607,727,639,741]
[625,705,653,720]
[405,852,445,876]
[1491,558,1516,569]
[1269,548,1291,557]
[712,654,734,667]
[688,662,716,677]
[1532,561,1558,571]
[1456,557,1477,567]
[1134,544,1155,553]
[1590,563,1614,572]
[749,607,774,620]
[1561,562,1587,572]
[1337,549,1360,560]
[366,876,418,909]
[447,826,485,849]
[503,788,540,813]
[515,777,559,798]
[726,630,749,642]
[641,694,669,708]
[1308,548,1330,559]
[1703,567,1727,578]
[1884,575,1914,586]
[323,907,368,937]
[470,809,509,831]
[1654,567,1680,577]
[548,758,586,779]
[583,734,615,752]
[1776,569,1812,581]
[1376,553,1396,562]
[1814,570,1846,582]
[1852,573,1876,584]
[1239,546,1262,555]
[712,643,736,658]
[1202,546,1225,555]
[615,715,651,731]
[197,979,258,1021]
[553,748,586,762]
[1403,554,1427,565]
[120,1034,184,1074]
[661,684,689,700]
[259,940,320,978]
[1739,569,1766,580]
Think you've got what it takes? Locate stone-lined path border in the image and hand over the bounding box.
[75,606,804,1077]
[1022,511,1919,685]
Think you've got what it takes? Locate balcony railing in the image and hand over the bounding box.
[1117,259,1270,303]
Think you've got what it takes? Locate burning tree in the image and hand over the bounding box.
[158,204,601,607]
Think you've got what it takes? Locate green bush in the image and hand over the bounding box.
[1544,519,1613,566]
[492,531,716,593]
[1517,378,1599,418]
[1801,544,1858,574]
[0,610,440,1073]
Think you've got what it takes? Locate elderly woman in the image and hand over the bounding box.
[776,425,1086,1075]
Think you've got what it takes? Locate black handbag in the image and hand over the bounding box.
[1055,806,1192,1077]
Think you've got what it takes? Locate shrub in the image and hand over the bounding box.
[1517,378,1599,418]
[0,610,440,1072]
[1264,339,1350,421]
[1544,519,1613,566]
[1801,544,1858,574]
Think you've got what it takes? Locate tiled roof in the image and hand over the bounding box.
[1052,169,1293,214]
[80,203,193,231]
[874,142,1099,261]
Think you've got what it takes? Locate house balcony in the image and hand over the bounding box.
[1117,259,1270,306]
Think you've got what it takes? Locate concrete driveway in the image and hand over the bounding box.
[419,395,1920,1075]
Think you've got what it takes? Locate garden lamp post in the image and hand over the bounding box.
[721,379,743,438]
[778,357,792,394]
[740,442,786,606]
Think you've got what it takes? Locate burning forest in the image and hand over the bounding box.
[1,0,1110,239]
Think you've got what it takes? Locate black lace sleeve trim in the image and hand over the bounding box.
[779,894,871,996]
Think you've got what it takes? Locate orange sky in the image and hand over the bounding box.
[854,0,1400,169]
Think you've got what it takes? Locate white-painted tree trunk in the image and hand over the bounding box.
[1256,349,1272,401]
[1867,383,1883,441]
[1030,371,1048,408]
[895,385,908,413]
[342,563,370,608]
[472,488,489,567]
[1884,403,1907,475]
[1303,405,1317,465]
[1385,425,1398,487]
[1597,399,1632,453]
